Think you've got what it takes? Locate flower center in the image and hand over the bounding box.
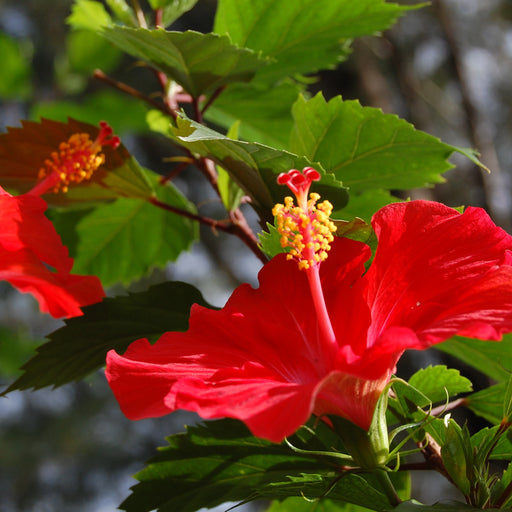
[34,121,120,195]
[273,168,336,270]
[274,167,338,356]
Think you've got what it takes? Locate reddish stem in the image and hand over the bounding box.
[149,196,267,264]
[93,70,176,119]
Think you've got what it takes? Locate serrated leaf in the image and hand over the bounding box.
[216,121,245,211]
[67,0,113,31]
[48,173,198,286]
[172,114,348,222]
[120,418,333,512]
[0,326,42,378]
[214,0,418,84]
[466,383,507,425]
[470,426,512,461]
[105,0,136,26]
[259,223,289,259]
[100,27,269,98]
[394,500,483,512]
[0,117,153,205]
[290,94,470,194]
[266,497,352,512]
[148,0,199,27]
[205,82,301,149]
[437,334,512,383]
[408,366,473,405]
[441,421,472,496]
[334,189,398,223]
[2,281,210,393]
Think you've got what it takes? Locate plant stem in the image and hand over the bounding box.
[131,0,148,28]
[149,196,267,264]
[430,397,467,417]
[375,469,402,506]
[93,70,175,119]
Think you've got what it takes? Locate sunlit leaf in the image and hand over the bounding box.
[408,366,473,405]
[214,0,419,84]
[205,82,301,149]
[148,0,200,27]
[67,0,113,31]
[48,173,198,286]
[171,114,348,223]
[290,94,470,193]
[100,27,269,97]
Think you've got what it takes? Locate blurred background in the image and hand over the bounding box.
[0,0,511,510]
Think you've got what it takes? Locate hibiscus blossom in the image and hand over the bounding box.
[106,168,512,443]
[0,121,119,318]
[0,186,105,318]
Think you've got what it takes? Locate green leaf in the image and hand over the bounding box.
[470,426,512,461]
[334,189,398,223]
[120,419,332,512]
[0,33,32,100]
[437,334,512,383]
[214,0,419,84]
[504,375,512,421]
[205,82,301,149]
[266,497,355,512]
[67,0,113,31]
[441,421,472,496]
[100,27,269,97]
[105,0,137,26]
[0,326,42,378]
[394,500,483,512]
[408,366,473,405]
[216,121,245,211]
[466,383,507,425]
[172,114,348,222]
[148,0,199,27]
[290,94,464,193]
[491,460,512,506]
[48,173,198,286]
[1,281,210,393]
[259,223,289,259]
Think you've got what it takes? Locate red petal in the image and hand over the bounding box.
[366,200,512,349]
[1,248,105,318]
[0,187,105,317]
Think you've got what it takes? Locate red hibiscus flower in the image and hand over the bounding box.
[0,186,105,318]
[106,170,512,443]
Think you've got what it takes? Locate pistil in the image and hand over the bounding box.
[29,121,120,196]
[273,167,338,354]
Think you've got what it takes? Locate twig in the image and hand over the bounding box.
[201,85,227,115]
[93,69,175,119]
[131,0,148,28]
[430,397,467,418]
[149,197,267,264]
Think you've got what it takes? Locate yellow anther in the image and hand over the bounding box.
[273,190,337,271]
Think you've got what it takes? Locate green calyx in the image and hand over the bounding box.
[329,387,390,469]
